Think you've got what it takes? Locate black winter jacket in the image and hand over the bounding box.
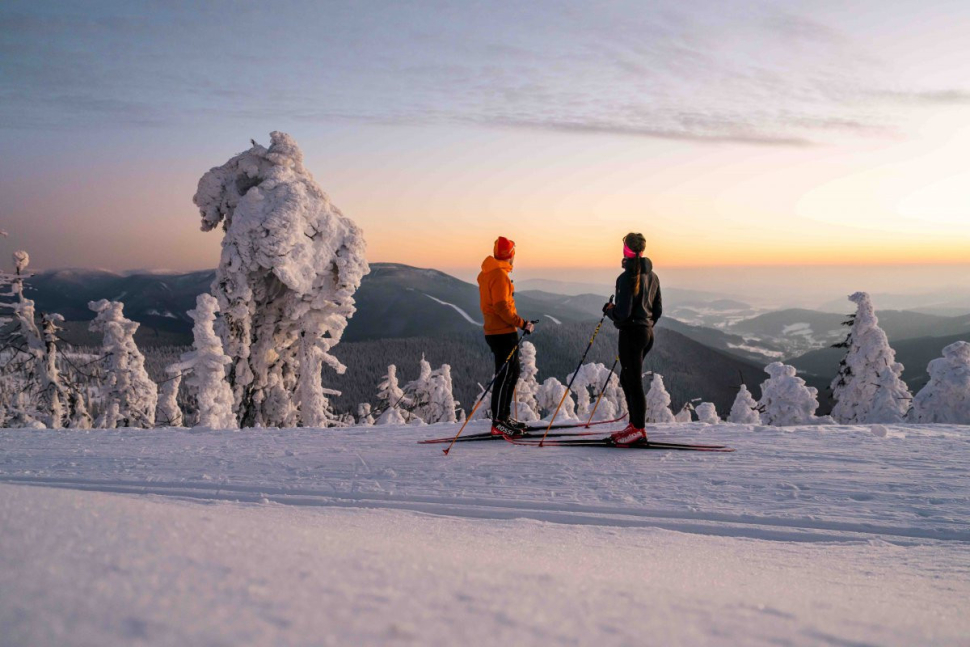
[608,257,662,329]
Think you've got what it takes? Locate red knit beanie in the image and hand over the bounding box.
[493,236,515,261]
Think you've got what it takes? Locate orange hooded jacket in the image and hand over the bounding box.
[477,256,525,335]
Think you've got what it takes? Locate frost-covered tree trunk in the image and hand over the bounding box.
[155,372,184,427]
[758,362,822,426]
[910,341,970,423]
[172,294,237,430]
[695,402,719,424]
[644,374,676,423]
[513,341,541,422]
[728,385,762,424]
[89,300,158,428]
[194,131,368,428]
[830,292,911,423]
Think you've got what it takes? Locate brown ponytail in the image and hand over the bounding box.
[623,232,646,295]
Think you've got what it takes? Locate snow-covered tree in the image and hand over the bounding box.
[602,366,627,420]
[155,373,184,427]
[0,249,71,428]
[376,405,406,426]
[513,341,541,422]
[674,402,693,422]
[194,131,369,427]
[910,341,970,423]
[65,388,93,429]
[424,364,459,424]
[728,385,762,424]
[469,384,493,421]
[537,377,578,421]
[695,402,719,424]
[375,364,409,423]
[404,356,434,422]
[644,374,676,423]
[758,362,822,426]
[567,363,601,418]
[89,299,158,428]
[830,292,911,424]
[171,294,237,430]
[357,403,375,426]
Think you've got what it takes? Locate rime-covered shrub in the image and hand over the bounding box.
[155,373,184,427]
[728,385,761,424]
[674,403,693,422]
[645,374,675,423]
[513,341,541,422]
[537,377,578,421]
[404,356,434,422]
[910,342,970,423]
[695,402,719,424]
[758,362,821,426]
[375,364,408,423]
[424,364,459,424]
[357,403,375,426]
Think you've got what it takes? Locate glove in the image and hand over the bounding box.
[602,302,614,314]
[523,321,535,334]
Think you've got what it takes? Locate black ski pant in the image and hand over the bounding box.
[485,332,520,422]
[618,325,654,428]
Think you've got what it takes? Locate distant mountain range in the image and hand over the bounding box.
[725,308,970,358]
[17,264,967,404]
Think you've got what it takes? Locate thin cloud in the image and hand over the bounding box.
[871,89,970,105]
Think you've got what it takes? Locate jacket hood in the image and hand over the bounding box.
[622,256,652,274]
[482,255,512,273]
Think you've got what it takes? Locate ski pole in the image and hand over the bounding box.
[584,355,619,428]
[539,295,613,446]
[443,320,538,455]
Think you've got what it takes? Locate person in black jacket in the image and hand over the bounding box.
[602,232,663,445]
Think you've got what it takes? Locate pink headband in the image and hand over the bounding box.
[623,244,640,259]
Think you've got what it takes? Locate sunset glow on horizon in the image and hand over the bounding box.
[1,1,967,288]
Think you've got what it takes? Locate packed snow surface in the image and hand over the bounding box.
[1,422,969,646]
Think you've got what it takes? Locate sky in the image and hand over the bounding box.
[1,0,968,302]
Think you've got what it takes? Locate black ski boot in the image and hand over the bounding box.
[491,418,529,437]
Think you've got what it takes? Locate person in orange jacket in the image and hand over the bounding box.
[478,236,535,435]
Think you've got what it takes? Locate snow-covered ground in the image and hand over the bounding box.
[1,421,969,646]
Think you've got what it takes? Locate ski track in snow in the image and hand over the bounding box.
[1,422,968,545]
[2,422,970,646]
[423,294,482,325]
